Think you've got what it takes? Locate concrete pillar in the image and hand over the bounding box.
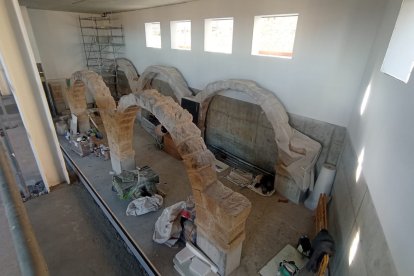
[0,0,69,189]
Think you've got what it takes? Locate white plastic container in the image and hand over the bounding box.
[304,164,336,210]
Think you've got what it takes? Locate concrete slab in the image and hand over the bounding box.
[25,183,144,276]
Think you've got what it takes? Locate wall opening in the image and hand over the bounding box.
[170,20,191,51]
[145,22,161,48]
[251,14,298,58]
[204,17,234,54]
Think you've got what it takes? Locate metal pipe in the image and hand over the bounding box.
[0,137,49,276]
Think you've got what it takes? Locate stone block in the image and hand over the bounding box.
[192,189,203,206]
[199,226,245,253]
[202,182,233,214]
[176,137,208,157]
[153,102,193,131]
[195,206,215,230]
[212,221,245,244]
[215,191,251,229]
[275,174,306,204]
[170,122,201,145]
[110,153,136,174]
[186,165,217,191]
[182,150,215,170]
[197,228,243,276]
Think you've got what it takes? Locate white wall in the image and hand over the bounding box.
[0,0,69,188]
[20,6,42,63]
[348,0,414,274]
[120,0,386,126]
[26,9,91,80]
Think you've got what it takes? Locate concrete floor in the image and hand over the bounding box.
[0,196,20,275]
[0,99,144,276]
[26,183,144,276]
[0,183,144,276]
[59,122,314,275]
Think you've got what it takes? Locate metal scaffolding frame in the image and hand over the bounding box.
[79,14,124,89]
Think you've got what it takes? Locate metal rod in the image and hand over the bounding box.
[0,137,49,275]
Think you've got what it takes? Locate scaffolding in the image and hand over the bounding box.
[79,14,124,89]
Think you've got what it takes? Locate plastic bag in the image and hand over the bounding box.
[153,201,186,246]
[126,195,163,216]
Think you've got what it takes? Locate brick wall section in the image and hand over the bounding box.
[67,80,90,132]
[102,106,139,160]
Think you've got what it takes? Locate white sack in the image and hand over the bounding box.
[126,195,163,216]
[153,201,186,246]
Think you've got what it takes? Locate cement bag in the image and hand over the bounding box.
[126,195,164,216]
[153,201,186,246]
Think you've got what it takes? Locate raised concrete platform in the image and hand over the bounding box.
[59,122,314,275]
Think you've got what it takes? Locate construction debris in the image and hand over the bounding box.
[126,194,163,216]
[112,166,159,200]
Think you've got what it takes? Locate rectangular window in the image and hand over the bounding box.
[170,20,191,50]
[381,0,414,83]
[145,22,161,48]
[204,18,234,54]
[251,14,298,58]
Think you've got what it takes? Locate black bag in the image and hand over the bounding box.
[297,235,312,257]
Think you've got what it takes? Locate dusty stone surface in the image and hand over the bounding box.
[195,79,322,192]
[136,65,193,103]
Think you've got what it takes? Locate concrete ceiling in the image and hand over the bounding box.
[18,0,198,13]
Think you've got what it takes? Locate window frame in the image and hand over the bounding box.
[144,22,162,49]
[170,20,192,51]
[251,13,299,59]
[204,17,234,54]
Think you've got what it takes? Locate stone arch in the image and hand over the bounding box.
[68,73,250,273]
[68,70,139,173]
[118,89,251,274]
[194,79,321,191]
[113,58,140,93]
[136,65,193,103]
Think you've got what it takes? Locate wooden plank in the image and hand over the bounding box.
[317,255,329,276]
[315,193,329,276]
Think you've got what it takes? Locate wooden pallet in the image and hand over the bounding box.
[315,193,329,276]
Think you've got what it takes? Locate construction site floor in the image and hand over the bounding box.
[59,122,314,276]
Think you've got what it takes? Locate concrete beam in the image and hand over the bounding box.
[0,0,69,189]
